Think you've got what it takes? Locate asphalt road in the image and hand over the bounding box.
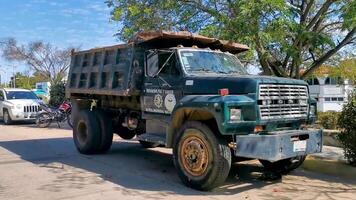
[0,122,355,200]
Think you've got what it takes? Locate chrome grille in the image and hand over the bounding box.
[258,84,308,120]
[24,105,40,113]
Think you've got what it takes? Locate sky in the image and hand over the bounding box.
[0,0,121,84]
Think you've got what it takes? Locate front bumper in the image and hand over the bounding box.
[234,129,322,161]
[9,109,38,121]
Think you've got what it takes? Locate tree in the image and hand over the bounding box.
[49,81,66,107]
[312,58,356,81]
[107,0,355,79]
[0,39,72,84]
[8,71,48,89]
[337,91,356,166]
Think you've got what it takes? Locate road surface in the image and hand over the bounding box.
[0,122,355,200]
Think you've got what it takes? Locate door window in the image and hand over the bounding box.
[146,50,179,77]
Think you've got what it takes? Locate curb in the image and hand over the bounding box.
[302,156,356,179]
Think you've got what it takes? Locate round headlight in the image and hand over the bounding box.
[16,104,22,109]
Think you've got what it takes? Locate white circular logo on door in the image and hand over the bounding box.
[164,94,176,112]
[154,94,163,108]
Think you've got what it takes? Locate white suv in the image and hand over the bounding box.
[0,88,42,124]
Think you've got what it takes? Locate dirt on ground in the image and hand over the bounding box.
[0,122,355,200]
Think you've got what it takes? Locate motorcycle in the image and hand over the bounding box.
[36,100,73,128]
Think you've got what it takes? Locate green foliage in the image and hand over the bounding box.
[337,91,356,166]
[9,72,48,89]
[106,0,355,78]
[312,58,356,82]
[49,81,65,107]
[318,111,340,130]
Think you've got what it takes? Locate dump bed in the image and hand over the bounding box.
[66,30,249,99]
[66,44,144,98]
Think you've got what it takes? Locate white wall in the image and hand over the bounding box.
[308,77,354,112]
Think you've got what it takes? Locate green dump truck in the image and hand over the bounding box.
[66,31,322,191]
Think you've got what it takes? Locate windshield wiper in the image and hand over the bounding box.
[216,70,229,74]
[192,68,214,72]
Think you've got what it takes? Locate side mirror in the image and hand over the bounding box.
[0,96,4,101]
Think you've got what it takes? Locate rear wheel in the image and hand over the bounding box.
[36,113,52,128]
[3,110,13,125]
[259,155,306,174]
[73,110,101,154]
[173,121,231,191]
[93,110,113,153]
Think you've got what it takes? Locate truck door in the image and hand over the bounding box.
[143,49,183,115]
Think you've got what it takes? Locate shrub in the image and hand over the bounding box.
[337,91,356,166]
[49,81,66,107]
[318,111,340,130]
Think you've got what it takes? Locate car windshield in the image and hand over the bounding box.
[5,91,38,100]
[179,50,248,75]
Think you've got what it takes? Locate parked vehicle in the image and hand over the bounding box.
[36,100,72,128]
[66,31,322,191]
[0,88,42,124]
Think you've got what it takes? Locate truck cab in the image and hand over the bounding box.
[67,31,322,191]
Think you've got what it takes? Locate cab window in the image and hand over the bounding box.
[146,50,179,77]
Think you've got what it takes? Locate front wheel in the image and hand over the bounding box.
[36,113,52,128]
[3,110,13,125]
[173,121,231,191]
[259,155,306,174]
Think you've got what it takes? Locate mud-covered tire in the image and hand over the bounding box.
[139,140,160,148]
[3,110,13,125]
[173,121,231,191]
[73,110,101,154]
[93,110,113,153]
[259,155,306,174]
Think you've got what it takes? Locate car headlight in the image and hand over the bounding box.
[309,105,316,116]
[16,104,22,109]
[229,108,242,122]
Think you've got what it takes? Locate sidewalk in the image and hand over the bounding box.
[311,145,346,161]
[302,145,356,179]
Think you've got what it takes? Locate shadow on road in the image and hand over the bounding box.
[1,136,355,197]
[0,120,72,130]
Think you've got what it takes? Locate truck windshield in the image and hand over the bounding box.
[179,50,248,75]
[5,91,39,100]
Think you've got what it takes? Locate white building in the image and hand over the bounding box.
[307,77,354,112]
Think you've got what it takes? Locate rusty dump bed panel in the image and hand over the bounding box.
[66,44,144,98]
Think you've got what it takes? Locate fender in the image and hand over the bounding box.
[166,94,256,147]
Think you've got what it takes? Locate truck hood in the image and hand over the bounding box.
[184,75,307,95]
[5,99,42,106]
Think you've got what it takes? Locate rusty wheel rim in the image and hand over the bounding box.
[180,130,209,177]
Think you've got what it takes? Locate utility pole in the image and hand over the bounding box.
[0,67,7,87]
